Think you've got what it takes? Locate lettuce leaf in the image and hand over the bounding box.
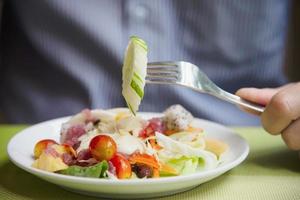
[166,157,198,175]
[58,161,108,178]
[156,132,218,172]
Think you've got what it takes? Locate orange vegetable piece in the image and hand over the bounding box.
[129,153,159,170]
[149,139,162,150]
[164,129,177,136]
[152,168,160,178]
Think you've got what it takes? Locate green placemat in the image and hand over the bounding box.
[0,125,299,200]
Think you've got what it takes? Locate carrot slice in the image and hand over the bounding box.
[149,139,162,150]
[164,129,177,136]
[129,153,159,169]
[152,167,160,178]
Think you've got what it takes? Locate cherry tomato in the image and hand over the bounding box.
[89,135,117,161]
[110,153,132,179]
[34,139,57,158]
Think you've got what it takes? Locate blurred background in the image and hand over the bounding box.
[0,0,299,125]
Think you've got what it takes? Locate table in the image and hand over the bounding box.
[0,125,299,200]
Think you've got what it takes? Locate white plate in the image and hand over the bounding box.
[7,112,249,199]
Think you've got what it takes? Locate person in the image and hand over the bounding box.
[0,1,299,150]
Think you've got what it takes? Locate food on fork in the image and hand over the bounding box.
[122,36,148,115]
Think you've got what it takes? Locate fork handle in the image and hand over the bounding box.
[215,90,265,113]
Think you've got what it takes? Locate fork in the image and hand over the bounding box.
[146,61,265,113]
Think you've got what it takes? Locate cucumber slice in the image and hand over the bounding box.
[122,36,148,115]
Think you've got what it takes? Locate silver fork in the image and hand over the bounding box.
[146,61,265,113]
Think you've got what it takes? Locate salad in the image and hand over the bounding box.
[32,36,228,179]
[32,105,228,179]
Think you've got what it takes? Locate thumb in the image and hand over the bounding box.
[236,87,279,106]
[235,87,279,115]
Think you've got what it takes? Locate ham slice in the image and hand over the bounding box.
[76,149,98,167]
[61,124,86,147]
[60,109,115,147]
[62,153,76,165]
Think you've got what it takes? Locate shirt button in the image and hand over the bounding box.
[128,3,149,22]
[135,4,148,19]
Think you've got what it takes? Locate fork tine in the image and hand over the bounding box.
[146,62,179,83]
[147,66,178,73]
[146,73,179,80]
[147,70,178,76]
[146,77,177,84]
[147,61,177,66]
[147,69,179,76]
[147,67,179,73]
[147,62,178,72]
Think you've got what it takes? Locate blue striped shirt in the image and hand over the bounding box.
[0,0,290,125]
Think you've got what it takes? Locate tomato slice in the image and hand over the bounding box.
[110,153,132,179]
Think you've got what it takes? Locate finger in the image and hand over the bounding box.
[236,88,279,106]
[281,118,300,150]
[261,83,300,135]
[236,83,297,106]
[236,88,279,116]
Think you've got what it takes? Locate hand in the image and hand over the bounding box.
[236,83,300,150]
